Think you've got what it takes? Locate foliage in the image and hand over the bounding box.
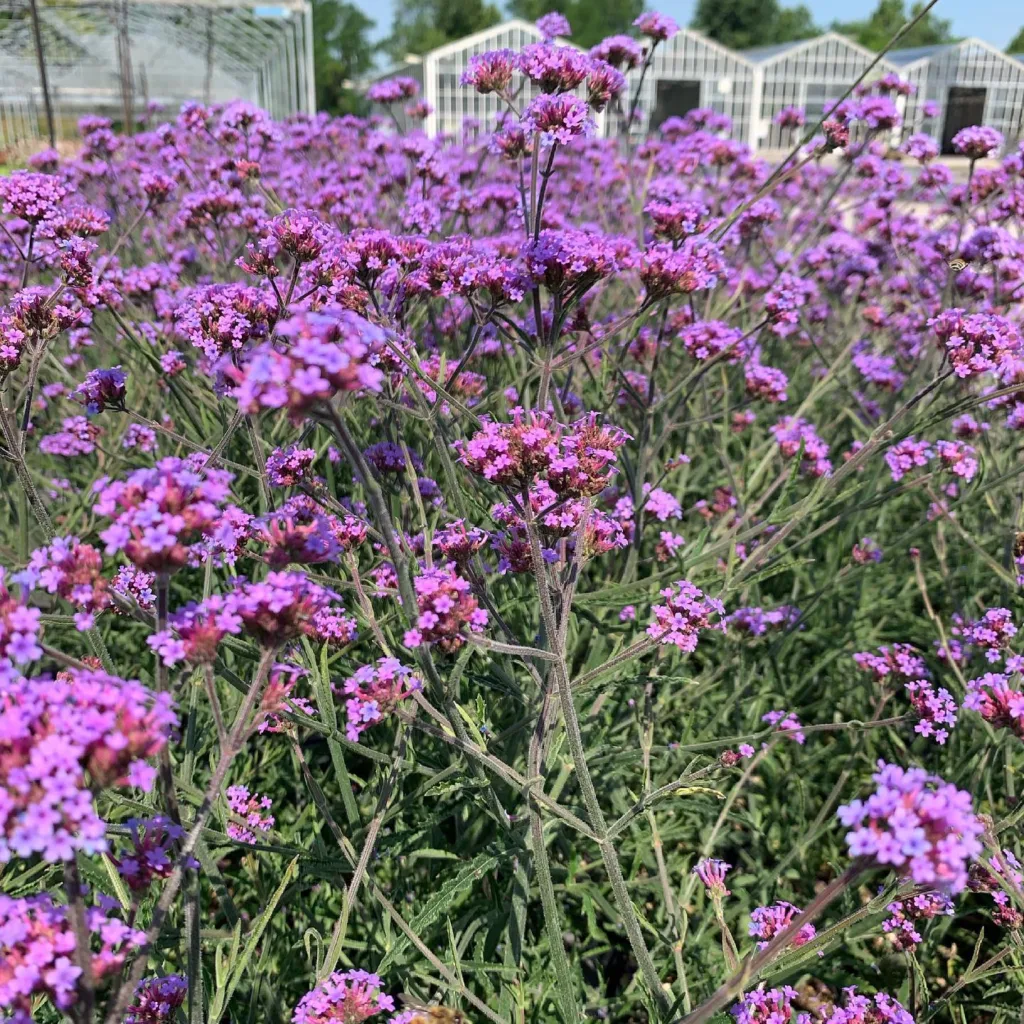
[1007,25,1024,54]
[506,0,644,49]
[311,0,378,116]
[691,0,818,50]
[1,23,1024,1024]
[831,0,955,52]
[383,0,502,60]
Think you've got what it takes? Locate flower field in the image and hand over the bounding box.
[2,11,1024,1024]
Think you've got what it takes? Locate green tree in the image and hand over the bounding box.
[832,0,954,51]
[506,0,643,49]
[691,0,818,50]
[1007,26,1024,53]
[312,0,377,115]
[385,0,502,60]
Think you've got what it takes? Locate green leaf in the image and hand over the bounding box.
[377,852,502,973]
[207,857,299,1022]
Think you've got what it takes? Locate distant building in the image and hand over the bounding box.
[0,0,314,148]
[741,33,897,149]
[889,39,1024,152]
[620,28,754,144]
[365,19,602,141]
[363,22,1024,151]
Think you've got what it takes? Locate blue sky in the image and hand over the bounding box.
[359,0,1022,49]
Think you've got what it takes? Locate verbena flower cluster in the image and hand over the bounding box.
[0,670,176,862]
[838,762,983,892]
[0,15,1021,1023]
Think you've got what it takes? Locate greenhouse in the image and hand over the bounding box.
[0,0,315,151]
[889,39,1024,152]
[742,32,896,150]
[365,19,609,141]
[620,28,755,143]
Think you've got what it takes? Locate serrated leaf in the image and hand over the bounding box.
[377,852,502,973]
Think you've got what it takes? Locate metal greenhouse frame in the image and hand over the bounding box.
[890,39,1024,152]
[621,28,754,143]
[0,0,315,150]
[743,32,897,150]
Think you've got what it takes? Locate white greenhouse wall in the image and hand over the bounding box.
[620,29,754,143]
[899,40,1024,150]
[425,20,543,139]
[751,33,897,150]
[362,27,1024,152]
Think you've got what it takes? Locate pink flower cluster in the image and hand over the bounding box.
[148,594,241,666]
[456,409,629,499]
[771,416,832,477]
[882,891,954,951]
[339,657,422,740]
[292,969,395,1024]
[647,579,725,652]
[0,892,146,1022]
[732,987,809,1024]
[229,308,385,421]
[885,436,932,482]
[228,571,337,647]
[905,680,958,744]
[255,509,341,566]
[404,565,488,651]
[19,535,110,629]
[39,415,100,457]
[93,457,235,573]
[226,784,275,844]
[310,607,359,647]
[952,125,1004,159]
[963,672,1024,739]
[824,988,915,1024]
[853,644,928,683]
[267,445,318,486]
[838,761,983,892]
[956,607,1017,662]
[929,309,1021,378]
[748,901,817,950]
[0,670,176,862]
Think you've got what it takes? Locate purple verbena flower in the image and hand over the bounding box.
[837,761,983,892]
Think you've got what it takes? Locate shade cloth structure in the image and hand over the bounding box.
[0,0,314,149]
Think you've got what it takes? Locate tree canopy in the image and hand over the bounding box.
[312,0,377,115]
[506,0,644,49]
[831,0,955,51]
[384,0,502,60]
[691,0,818,51]
[1007,26,1024,53]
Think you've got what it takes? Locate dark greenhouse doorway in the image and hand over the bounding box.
[941,86,987,154]
[651,79,701,130]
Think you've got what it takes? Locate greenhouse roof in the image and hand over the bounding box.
[887,44,953,65]
[740,32,880,66]
[739,41,805,63]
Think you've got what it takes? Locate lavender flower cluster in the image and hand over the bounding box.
[1,10,1022,1022]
